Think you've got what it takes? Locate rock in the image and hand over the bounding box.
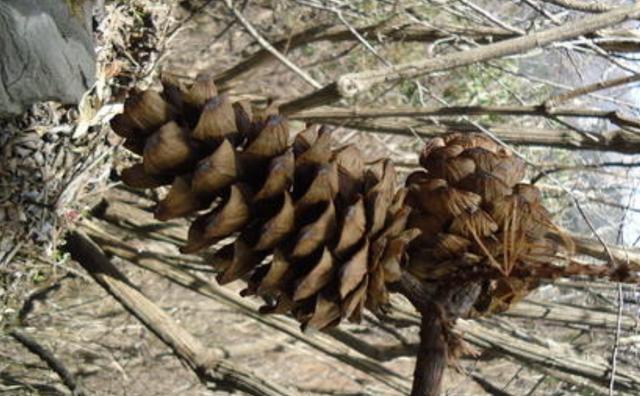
[0,0,97,117]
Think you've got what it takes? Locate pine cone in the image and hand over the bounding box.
[404,133,566,316]
[111,75,418,330]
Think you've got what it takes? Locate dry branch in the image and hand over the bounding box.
[214,21,517,86]
[9,329,84,396]
[64,230,294,396]
[504,300,639,331]
[545,73,640,107]
[280,4,640,112]
[541,0,613,13]
[312,118,640,153]
[457,319,640,392]
[290,104,640,129]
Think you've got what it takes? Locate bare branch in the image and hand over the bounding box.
[313,118,640,154]
[545,72,640,107]
[222,0,322,89]
[290,104,640,129]
[541,0,613,13]
[9,329,84,396]
[64,230,294,396]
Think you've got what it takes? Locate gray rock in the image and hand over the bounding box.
[0,0,96,117]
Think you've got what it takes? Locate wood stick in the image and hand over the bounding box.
[64,230,294,396]
[314,118,640,154]
[541,0,612,13]
[9,329,85,396]
[290,104,640,130]
[457,319,640,392]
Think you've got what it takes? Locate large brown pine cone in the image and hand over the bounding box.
[110,75,418,330]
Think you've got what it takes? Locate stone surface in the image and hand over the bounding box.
[0,0,96,117]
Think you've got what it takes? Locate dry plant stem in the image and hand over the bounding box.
[279,4,640,111]
[9,329,84,396]
[290,104,640,129]
[319,119,640,154]
[222,0,321,89]
[64,230,294,396]
[545,73,640,107]
[541,0,612,13]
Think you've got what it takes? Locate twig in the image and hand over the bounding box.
[609,283,624,395]
[311,118,640,154]
[64,230,294,396]
[459,0,525,35]
[222,0,322,89]
[545,73,640,108]
[541,0,613,13]
[9,329,84,396]
[290,104,640,129]
[531,160,640,184]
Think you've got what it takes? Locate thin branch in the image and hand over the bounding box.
[222,0,322,89]
[541,0,613,13]
[313,118,640,154]
[64,230,294,396]
[214,21,517,86]
[531,160,640,183]
[290,104,640,129]
[9,329,85,396]
[609,284,624,395]
[545,72,640,107]
[459,0,525,35]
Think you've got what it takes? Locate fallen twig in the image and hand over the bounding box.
[9,329,84,396]
[64,230,294,396]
